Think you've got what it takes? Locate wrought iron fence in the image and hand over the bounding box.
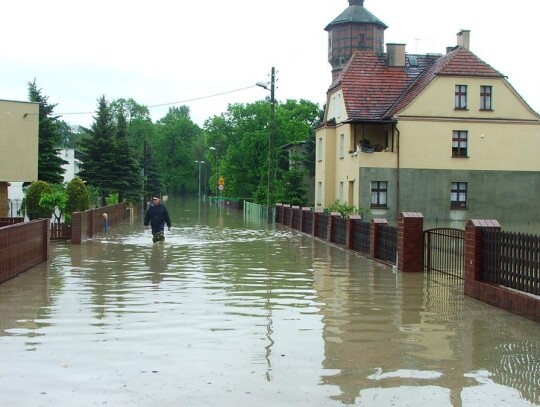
[351,220,370,254]
[292,208,302,230]
[331,217,346,245]
[316,213,329,240]
[423,228,465,279]
[482,229,540,295]
[376,224,397,263]
[302,211,313,234]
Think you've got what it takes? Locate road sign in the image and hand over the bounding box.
[218,176,225,186]
[218,184,224,191]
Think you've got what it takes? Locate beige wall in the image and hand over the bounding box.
[315,125,337,207]
[396,119,540,171]
[400,76,539,121]
[396,76,540,171]
[0,100,39,181]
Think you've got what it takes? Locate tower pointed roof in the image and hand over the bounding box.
[325,0,387,31]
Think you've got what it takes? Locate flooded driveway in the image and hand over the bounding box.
[0,198,538,406]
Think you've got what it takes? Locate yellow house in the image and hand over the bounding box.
[316,1,540,224]
[0,99,39,217]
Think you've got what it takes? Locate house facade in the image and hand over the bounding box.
[0,99,39,217]
[315,0,540,225]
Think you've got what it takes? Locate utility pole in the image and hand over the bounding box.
[267,67,276,223]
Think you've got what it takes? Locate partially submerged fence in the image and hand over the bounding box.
[0,219,50,285]
[481,229,539,296]
[275,205,398,267]
[275,205,538,323]
[71,202,127,244]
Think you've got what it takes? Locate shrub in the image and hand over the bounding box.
[25,181,53,220]
[65,177,90,214]
[328,200,361,218]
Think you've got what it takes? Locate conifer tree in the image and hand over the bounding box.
[112,107,142,203]
[28,80,67,184]
[78,96,117,206]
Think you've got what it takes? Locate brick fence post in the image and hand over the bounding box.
[464,219,501,294]
[346,215,362,250]
[397,212,424,273]
[370,218,387,258]
[71,212,82,244]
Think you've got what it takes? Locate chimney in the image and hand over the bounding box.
[457,29,470,49]
[387,43,406,67]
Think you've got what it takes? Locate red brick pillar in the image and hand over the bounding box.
[346,215,361,250]
[397,212,424,273]
[71,212,82,244]
[464,219,501,294]
[370,218,387,258]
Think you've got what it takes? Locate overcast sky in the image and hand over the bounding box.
[1,0,538,128]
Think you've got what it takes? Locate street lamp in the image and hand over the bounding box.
[256,67,276,223]
[209,146,219,197]
[195,160,205,199]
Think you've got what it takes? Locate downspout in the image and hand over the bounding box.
[395,124,400,220]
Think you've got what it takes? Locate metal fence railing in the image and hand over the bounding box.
[376,224,398,264]
[482,229,540,296]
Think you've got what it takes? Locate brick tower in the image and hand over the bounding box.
[325,0,388,81]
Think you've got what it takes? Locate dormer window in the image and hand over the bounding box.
[455,85,467,109]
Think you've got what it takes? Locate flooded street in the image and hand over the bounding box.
[0,198,539,406]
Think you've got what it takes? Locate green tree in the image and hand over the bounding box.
[152,106,202,195]
[25,180,53,220]
[78,96,117,205]
[65,177,90,214]
[204,99,322,203]
[143,146,162,201]
[28,80,67,184]
[39,184,68,224]
[274,150,309,206]
[110,106,142,203]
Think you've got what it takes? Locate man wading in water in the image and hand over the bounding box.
[144,195,172,243]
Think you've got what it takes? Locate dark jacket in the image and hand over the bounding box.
[144,204,171,233]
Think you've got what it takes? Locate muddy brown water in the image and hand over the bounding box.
[0,198,539,406]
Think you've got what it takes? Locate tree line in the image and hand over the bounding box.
[25,79,323,215]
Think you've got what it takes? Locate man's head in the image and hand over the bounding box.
[152,196,161,205]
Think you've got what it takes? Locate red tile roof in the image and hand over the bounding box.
[331,47,504,121]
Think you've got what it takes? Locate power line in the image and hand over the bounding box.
[49,84,259,116]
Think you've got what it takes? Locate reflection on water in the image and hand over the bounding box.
[0,198,538,407]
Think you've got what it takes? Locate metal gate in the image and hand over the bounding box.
[423,228,465,279]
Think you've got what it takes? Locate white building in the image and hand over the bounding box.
[8,148,83,217]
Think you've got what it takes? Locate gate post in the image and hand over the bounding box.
[464,219,501,289]
[397,212,424,273]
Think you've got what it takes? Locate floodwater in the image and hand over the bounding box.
[0,198,539,407]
